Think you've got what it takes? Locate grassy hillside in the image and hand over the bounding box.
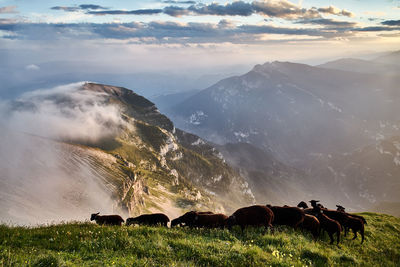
[1,213,399,266]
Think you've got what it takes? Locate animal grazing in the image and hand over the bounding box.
[126,213,170,227]
[226,205,274,231]
[343,216,365,243]
[300,214,320,240]
[171,211,214,227]
[193,213,228,228]
[90,212,124,226]
[267,205,305,229]
[317,212,342,245]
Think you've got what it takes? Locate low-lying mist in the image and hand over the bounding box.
[0,82,126,225]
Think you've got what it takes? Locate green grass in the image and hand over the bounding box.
[0,213,399,266]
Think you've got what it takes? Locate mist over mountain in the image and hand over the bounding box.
[0,82,256,225]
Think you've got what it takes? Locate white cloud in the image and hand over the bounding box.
[25,64,40,70]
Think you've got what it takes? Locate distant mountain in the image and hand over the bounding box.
[169,61,400,164]
[0,82,255,224]
[216,142,313,206]
[307,136,400,210]
[318,58,400,74]
[373,50,400,66]
[150,89,201,113]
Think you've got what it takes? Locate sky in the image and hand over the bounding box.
[0,0,399,82]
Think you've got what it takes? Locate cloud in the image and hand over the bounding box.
[2,18,398,44]
[51,4,108,12]
[296,18,357,28]
[162,0,196,4]
[0,5,18,14]
[25,64,40,71]
[88,9,163,15]
[88,0,355,20]
[381,20,400,26]
[317,6,354,17]
[0,82,124,225]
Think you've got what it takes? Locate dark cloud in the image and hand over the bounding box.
[162,0,196,4]
[79,4,107,10]
[87,9,163,15]
[1,19,397,44]
[188,2,254,16]
[51,4,108,12]
[51,6,80,12]
[0,5,18,14]
[297,18,357,27]
[87,1,347,20]
[381,20,400,26]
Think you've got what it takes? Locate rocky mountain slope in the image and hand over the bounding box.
[170,61,400,164]
[0,82,255,225]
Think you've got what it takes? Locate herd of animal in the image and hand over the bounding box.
[90,200,367,246]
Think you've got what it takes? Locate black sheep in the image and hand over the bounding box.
[226,205,274,231]
[317,212,342,245]
[267,205,305,229]
[193,213,228,228]
[90,213,124,226]
[126,213,169,227]
[300,214,320,240]
[343,216,365,243]
[297,201,309,209]
[171,211,213,227]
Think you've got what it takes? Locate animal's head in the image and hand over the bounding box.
[226,215,236,228]
[90,212,100,221]
[309,200,320,208]
[336,205,345,212]
[126,218,135,226]
[297,201,308,209]
[171,218,180,227]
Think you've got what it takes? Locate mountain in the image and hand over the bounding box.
[373,50,400,66]
[216,142,313,205]
[307,136,400,210]
[169,61,400,165]
[317,58,400,74]
[0,82,255,225]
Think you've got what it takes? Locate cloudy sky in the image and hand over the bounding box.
[0,0,399,76]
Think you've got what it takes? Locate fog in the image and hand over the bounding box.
[0,82,127,225]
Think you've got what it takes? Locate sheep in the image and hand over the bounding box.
[321,209,349,228]
[226,205,274,231]
[126,213,170,227]
[192,213,228,228]
[267,205,305,229]
[171,211,214,227]
[90,212,124,226]
[336,205,346,212]
[317,212,342,245]
[300,214,320,240]
[346,213,367,225]
[297,201,309,209]
[343,216,365,243]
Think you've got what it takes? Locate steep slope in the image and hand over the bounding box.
[0,82,254,225]
[170,61,400,164]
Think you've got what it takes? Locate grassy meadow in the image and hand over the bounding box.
[0,213,399,266]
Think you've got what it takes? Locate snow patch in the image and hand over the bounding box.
[189,111,208,125]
